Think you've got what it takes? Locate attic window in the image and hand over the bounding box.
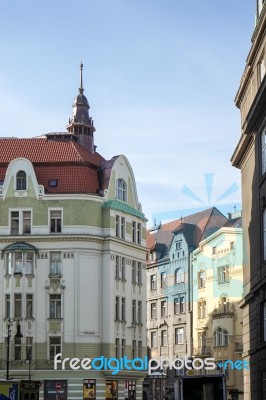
[49,179,58,188]
[16,171,26,190]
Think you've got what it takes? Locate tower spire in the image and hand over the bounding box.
[79,62,84,94]
[66,63,96,153]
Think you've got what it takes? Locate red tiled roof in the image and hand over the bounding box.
[0,138,105,165]
[0,138,106,194]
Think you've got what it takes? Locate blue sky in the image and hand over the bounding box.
[0,0,254,225]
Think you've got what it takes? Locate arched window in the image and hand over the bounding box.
[214,327,229,347]
[116,178,127,202]
[16,171,26,190]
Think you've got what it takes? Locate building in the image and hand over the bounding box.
[0,65,147,400]
[144,207,228,398]
[192,211,243,399]
[231,1,266,398]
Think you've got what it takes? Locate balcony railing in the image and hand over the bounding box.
[195,346,211,356]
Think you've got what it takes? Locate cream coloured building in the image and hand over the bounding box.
[0,65,147,400]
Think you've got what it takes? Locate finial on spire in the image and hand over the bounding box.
[79,62,84,94]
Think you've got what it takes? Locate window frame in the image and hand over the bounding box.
[116,178,127,202]
[50,209,62,234]
[49,294,62,319]
[16,170,27,191]
[50,252,62,276]
[10,209,32,235]
[49,336,61,360]
[175,327,184,345]
[214,327,229,347]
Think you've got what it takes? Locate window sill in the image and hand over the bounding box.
[47,318,63,321]
[49,274,62,278]
[25,274,35,278]
[14,273,23,276]
[25,317,35,321]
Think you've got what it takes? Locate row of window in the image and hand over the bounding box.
[150,296,186,319]
[115,339,142,359]
[5,251,62,275]
[10,210,61,235]
[115,257,142,284]
[198,266,230,288]
[5,293,62,319]
[151,328,184,348]
[150,327,229,349]
[150,270,185,290]
[115,215,142,244]
[115,297,142,324]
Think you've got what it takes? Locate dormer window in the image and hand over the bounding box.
[16,170,27,190]
[116,178,127,202]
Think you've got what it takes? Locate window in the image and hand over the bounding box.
[161,300,167,317]
[198,331,207,349]
[258,0,264,16]
[263,301,266,342]
[26,294,33,318]
[121,339,126,358]
[50,210,62,233]
[132,300,136,323]
[174,295,185,314]
[16,170,26,190]
[121,298,126,321]
[23,211,31,234]
[220,296,229,313]
[50,252,61,275]
[137,262,142,284]
[198,271,205,288]
[137,223,141,244]
[116,178,127,202]
[25,252,33,274]
[115,215,125,239]
[151,274,156,290]
[258,55,266,84]
[214,328,229,347]
[115,256,120,278]
[26,337,33,361]
[138,341,142,358]
[121,257,125,280]
[132,340,137,359]
[11,210,31,235]
[14,337,22,360]
[180,296,185,313]
[151,302,157,319]
[115,297,120,320]
[218,265,230,284]
[176,241,182,250]
[115,338,119,358]
[14,252,22,274]
[264,209,266,260]
[137,301,142,323]
[198,300,207,319]
[132,221,136,242]
[161,330,167,347]
[161,272,166,288]
[49,337,61,360]
[11,212,19,235]
[262,369,266,399]
[6,251,34,275]
[175,327,184,344]
[151,331,157,348]
[49,294,61,319]
[14,294,22,318]
[175,269,185,284]
[5,295,10,318]
[262,132,266,176]
[230,241,235,250]
[212,246,217,255]
[132,261,136,283]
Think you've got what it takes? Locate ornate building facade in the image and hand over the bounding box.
[0,65,147,400]
[231,1,266,398]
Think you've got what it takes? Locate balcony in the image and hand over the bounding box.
[195,346,211,356]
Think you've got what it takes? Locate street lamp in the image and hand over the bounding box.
[6,320,23,380]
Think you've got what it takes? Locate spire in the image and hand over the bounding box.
[66,63,96,153]
[79,62,84,94]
